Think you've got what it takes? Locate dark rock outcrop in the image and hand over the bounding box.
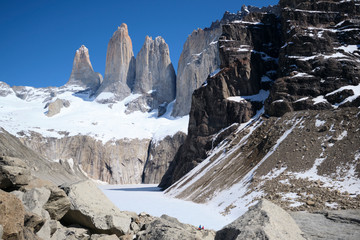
[172,6,280,117]
[143,132,186,184]
[160,10,281,189]
[265,0,360,116]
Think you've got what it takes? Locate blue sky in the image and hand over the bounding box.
[0,0,278,88]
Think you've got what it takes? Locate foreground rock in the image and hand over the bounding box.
[137,214,215,240]
[0,190,26,239]
[61,180,132,236]
[0,156,32,191]
[215,199,305,240]
[291,210,360,240]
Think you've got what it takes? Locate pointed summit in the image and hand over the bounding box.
[96,23,136,102]
[133,35,176,106]
[66,45,102,91]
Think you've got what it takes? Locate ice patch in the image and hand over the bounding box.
[315,119,326,127]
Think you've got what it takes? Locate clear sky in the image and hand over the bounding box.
[0,0,278,88]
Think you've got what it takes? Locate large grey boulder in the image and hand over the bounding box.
[0,156,33,191]
[66,45,102,91]
[133,36,176,110]
[137,214,215,240]
[13,187,53,239]
[96,23,135,102]
[291,210,360,240]
[61,180,131,237]
[50,221,91,240]
[45,98,70,117]
[215,199,306,240]
[22,178,71,221]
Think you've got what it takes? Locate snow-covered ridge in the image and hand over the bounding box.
[0,83,189,143]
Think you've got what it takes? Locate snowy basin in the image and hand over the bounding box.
[99,184,233,231]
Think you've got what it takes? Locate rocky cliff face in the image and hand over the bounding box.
[66,45,102,92]
[160,9,281,189]
[172,6,280,117]
[133,36,176,108]
[0,128,86,185]
[96,23,136,102]
[19,131,185,184]
[143,132,186,184]
[266,0,360,116]
[161,0,360,219]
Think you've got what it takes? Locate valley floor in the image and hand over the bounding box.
[99,184,235,231]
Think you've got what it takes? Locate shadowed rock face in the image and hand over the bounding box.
[160,11,281,189]
[96,23,136,101]
[265,0,360,117]
[66,45,102,92]
[133,36,176,108]
[172,6,280,117]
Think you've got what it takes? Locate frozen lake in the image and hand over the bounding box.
[99,184,235,231]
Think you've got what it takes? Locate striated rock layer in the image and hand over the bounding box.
[96,23,136,101]
[19,131,186,184]
[66,45,102,92]
[133,36,176,108]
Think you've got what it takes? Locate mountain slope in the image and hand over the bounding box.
[161,0,360,217]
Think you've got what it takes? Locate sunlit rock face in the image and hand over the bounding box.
[97,23,136,101]
[66,45,102,91]
[133,36,176,108]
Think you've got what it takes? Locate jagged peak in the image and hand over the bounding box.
[76,45,89,56]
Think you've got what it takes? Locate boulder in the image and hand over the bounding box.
[46,98,70,117]
[13,187,53,239]
[90,234,119,240]
[24,211,45,233]
[215,199,305,240]
[0,156,32,191]
[61,180,131,237]
[21,178,71,220]
[50,221,91,240]
[0,189,25,240]
[137,214,215,240]
[0,224,3,239]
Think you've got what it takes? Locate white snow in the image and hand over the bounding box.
[227,96,246,103]
[315,119,326,127]
[312,95,328,105]
[209,68,221,77]
[100,184,232,231]
[0,87,189,143]
[325,84,360,107]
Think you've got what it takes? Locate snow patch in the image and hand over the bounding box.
[315,119,326,127]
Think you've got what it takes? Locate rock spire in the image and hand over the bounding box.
[96,23,136,101]
[133,36,176,106]
[66,45,102,91]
